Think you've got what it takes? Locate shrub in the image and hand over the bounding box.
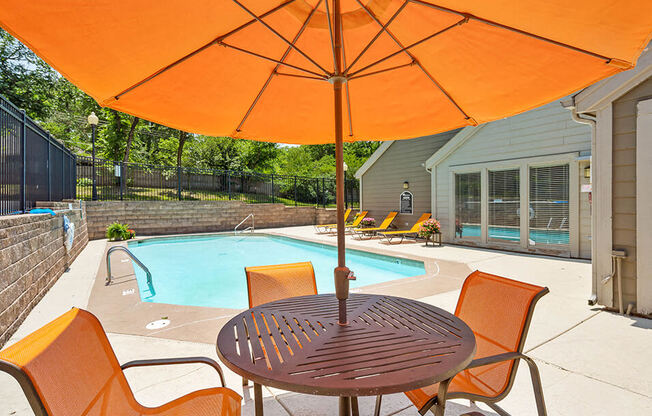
[77,177,93,186]
[418,219,441,238]
[361,217,375,227]
[106,222,135,241]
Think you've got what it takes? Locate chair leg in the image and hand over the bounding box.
[486,402,511,416]
[351,397,359,416]
[432,378,451,416]
[374,395,382,416]
[522,355,548,416]
[242,376,248,386]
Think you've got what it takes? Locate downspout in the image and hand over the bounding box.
[562,98,599,304]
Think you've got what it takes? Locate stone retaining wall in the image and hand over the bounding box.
[85,200,338,240]
[0,202,88,346]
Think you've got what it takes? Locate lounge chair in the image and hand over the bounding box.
[352,211,398,240]
[242,261,317,386]
[324,210,368,233]
[0,308,241,416]
[378,213,430,244]
[314,208,352,233]
[374,271,549,416]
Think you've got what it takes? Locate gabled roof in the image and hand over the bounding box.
[574,42,652,113]
[354,141,393,179]
[424,125,486,169]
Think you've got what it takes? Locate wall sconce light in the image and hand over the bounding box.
[584,165,591,179]
[403,181,409,189]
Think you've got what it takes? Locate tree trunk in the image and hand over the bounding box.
[177,130,188,167]
[123,116,140,163]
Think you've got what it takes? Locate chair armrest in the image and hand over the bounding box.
[120,356,226,387]
[465,352,523,369]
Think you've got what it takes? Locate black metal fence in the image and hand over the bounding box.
[0,95,76,216]
[76,156,359,208]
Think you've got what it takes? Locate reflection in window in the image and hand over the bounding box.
[529,165,570,246]
[489,169,520,242]
[455,172,481,239]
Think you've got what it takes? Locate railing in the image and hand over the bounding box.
[234,213,255,234]
[0,95,76,216]
[106,246,154,294]
[75,156,360,208]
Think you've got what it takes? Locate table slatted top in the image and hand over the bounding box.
[217,294,476,396]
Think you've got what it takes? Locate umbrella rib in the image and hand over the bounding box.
[345,1,409,74]
[348,61,417,80]
[111,0,297,101]
[339,17,354,137]
[275,72,326,81]
[235,0,324,133]
[410,0,615,63]
[219,42,325,78]
[350,0,475,122]
[229,0,331,76]
[324,0,338,73]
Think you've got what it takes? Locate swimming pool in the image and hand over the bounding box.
[128,234,425,309]
[458,224,569,245]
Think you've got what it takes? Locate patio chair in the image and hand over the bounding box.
[242,261,318,386]
[377,213,431,244]
[352,211,398,240]
[324,210,368,233]
[314,208,352,233]
[0,308,241,416]
[375,271,549,416]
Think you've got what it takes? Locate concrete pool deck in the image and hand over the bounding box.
[1,226,651,415]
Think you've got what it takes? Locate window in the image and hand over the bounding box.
[529,164,569,247]
[455,172,481,239]
[488,169,520,243]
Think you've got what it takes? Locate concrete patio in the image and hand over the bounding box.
[1,226,651,415]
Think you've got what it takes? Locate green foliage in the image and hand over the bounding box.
[105,222,135,241]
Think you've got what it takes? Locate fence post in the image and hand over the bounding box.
[315,178,319,206]
[120,162,125,201]
[271,173,275,203]
[20,109,26,212]
[177,166,182,200]
[61,148,64,199]
[72,155,77,199]
[322,178,326,208]
[47,135,51,201]
[294,176,298,207]
[344,177,347,209]
[228,171,232,200]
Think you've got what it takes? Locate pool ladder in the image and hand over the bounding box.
[106,246,154,293]
[234,213,255,234]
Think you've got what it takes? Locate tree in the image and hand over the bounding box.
[123,117,140,163]
[177,130,188,167]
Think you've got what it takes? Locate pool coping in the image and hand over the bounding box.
[88,230,471,344]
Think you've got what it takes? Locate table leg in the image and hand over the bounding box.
[433,378,451,416]
[351,397,359,416]
[339,396,351,416]
[254,383,264,416]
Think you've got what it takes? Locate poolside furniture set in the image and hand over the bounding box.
[1,265,548,416]
[317,211,441,245]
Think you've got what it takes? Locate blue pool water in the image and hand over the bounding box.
[128,235,425,309]
[458,224,569,245]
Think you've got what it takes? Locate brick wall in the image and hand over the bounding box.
[0,202,88,346]
[85,201,338,240]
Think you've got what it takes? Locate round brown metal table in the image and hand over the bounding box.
[216,293,476,415]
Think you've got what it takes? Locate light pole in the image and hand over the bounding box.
[343,162,348,209]
[88,112,99,201]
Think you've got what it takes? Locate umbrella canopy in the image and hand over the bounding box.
[2,0,650,323]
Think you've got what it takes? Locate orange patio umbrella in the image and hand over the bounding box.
[2,0,650,324]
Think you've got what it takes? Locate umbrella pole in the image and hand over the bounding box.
[332,0,350,326]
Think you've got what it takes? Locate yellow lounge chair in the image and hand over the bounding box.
[353,211,398,240]
[314,208,352,233]
[378,213,431,244]
[324,210,368,233]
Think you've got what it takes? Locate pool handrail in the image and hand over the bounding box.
[106,246,153,293]
[234,213,255,234]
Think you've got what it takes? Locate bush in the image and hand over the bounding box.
[106,222,136,241]
[77,177,93,186]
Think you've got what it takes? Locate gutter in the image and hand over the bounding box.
[561,98,599,305]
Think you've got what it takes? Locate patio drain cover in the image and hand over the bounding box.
[146,319,170,330]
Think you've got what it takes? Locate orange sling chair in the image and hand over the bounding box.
[0,308,241,416]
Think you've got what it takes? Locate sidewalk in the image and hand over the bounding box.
[1,228,650,415]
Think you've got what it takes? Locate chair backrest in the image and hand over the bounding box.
[349,211,368,227]
[0,308,139,416]
[342,208,352,222]
[245,262,317,308]
[377,212,398,229]
[454,271,548,398]
[409,213,431,232]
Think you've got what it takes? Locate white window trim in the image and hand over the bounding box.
[449,152,582,255]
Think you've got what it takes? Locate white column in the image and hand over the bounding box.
[481,168,488,244]
[520,164,529,249]
[636,98,652,314]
